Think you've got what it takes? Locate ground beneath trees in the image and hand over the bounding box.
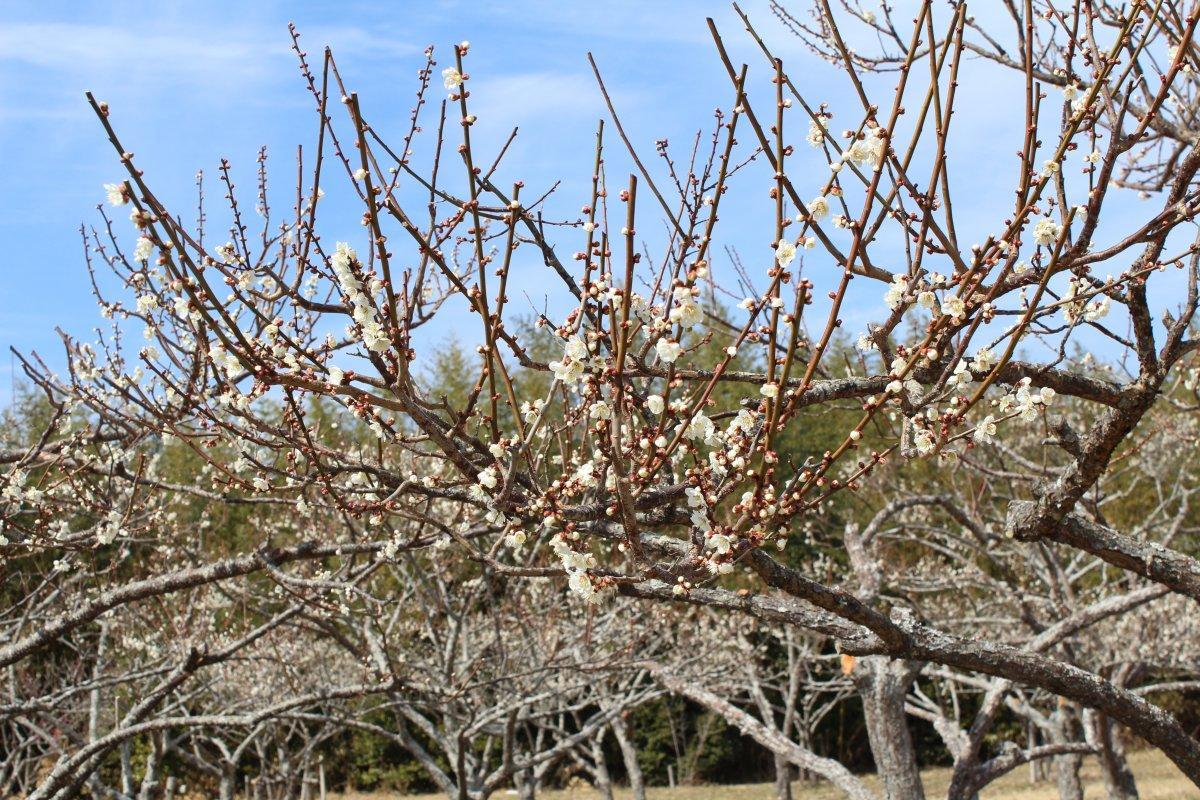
[332,750,1196,799]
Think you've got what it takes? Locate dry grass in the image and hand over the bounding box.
[329,749,1198,799]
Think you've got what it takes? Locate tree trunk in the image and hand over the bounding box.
[611,717,646,800]
[281,750,301,800]
[773,753,794,800]
[1028,720,1046,783]
[796,727,815,784]
[1052,704,1084,800]
[515,766,535,800]
[120,741,134,798]
[854,657,926,800]
[137,734,163,800]
[1087,711,1139,800]
[1054,754,1084,800]
[591,734,614,800]
[219,766,238,800]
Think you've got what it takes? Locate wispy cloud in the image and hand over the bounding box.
[470,71,614,125]
[0,22,291,98]
[0,20,419,122]
[0,22,277,73]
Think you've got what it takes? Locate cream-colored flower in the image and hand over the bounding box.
[1033,218,1061,246]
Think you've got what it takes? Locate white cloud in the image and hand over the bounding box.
[469,71,608,124]
[0,22,283,80]
[0,21,419,122]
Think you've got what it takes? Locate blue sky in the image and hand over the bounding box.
[0,0,808,386]
[0,0,1168,397]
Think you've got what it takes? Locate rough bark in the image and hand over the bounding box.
[514,767,535,800]
[1054,754,1084,800]
[773,754,794,800]
[611,716,646,800]
[1007,503,1200,602]
[219,767,237,800]
[854,658,926,800]
[590,735,614,800]
[1087,711,1139,800]
[1052,705,1084,800]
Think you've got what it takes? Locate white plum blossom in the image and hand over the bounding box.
[549,357,583,384]
[1086,296,1111,321]
[574,459,600,489]
[567,571,598,602]
[845,132,886,169]
[805,117,826,147]
[646,394,665,415]
[520,398,545,422]
[682,412,719,446]
[655,338,683,363]
[913,426,936,456]
[104,183,128,206]
[775,239,796,268]
[477,466,499,490]
[805,194,831,221]
[973,415,997,444]
[549,337,590,386]
[949,358,972,389]
[1065,84,1089,115]
[884,275,909,309]
[442,67,463,91]
[361,322,389,352]
[1062,277,1111,323]
[551,534,599,602]
[331,242,389,353]
[707,532,732,555]
[941,294,966,321]
[887,356,920,399]
[133,236,154,263]
[669,286,704,329]
[1004,380,1056,420]
[565,336,589,361]
[1033,218,1062,246]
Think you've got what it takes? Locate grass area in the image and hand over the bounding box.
[331,749,1198,799]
